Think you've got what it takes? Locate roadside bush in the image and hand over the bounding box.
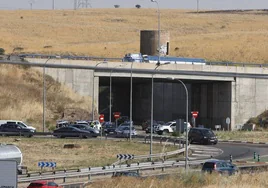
[0,48,5,55]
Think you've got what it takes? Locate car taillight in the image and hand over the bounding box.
[214,164,217,169]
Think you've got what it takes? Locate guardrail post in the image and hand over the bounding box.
[230,155,232,163]
[88,174,91,181]
[105,133,108,140]
[63,177,66,183]
[144,136,147,144]
[162,167,165,172]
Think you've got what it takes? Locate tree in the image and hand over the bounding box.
[114,5,120,8]
[135,4,141,9]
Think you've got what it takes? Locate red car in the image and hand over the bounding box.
[27,180,62,188]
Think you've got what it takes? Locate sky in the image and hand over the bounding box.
[0,0,268,10]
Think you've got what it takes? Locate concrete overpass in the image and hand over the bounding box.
[7,58,268,130]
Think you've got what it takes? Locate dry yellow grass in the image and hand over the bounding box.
[0,9,267,63]
[0,64,91,131]
[0,137,176,171]
[85,172,268,188]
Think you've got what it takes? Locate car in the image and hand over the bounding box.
[0,120,36,132]
[0,123,34,137]
[27,180,63,188]
[141,119,157,130]
[112,171,141,178]
[102,122,116,134]
[202,159,239,175]
[53,126,93,138]
[188,127,218,145]
[115,126,137,138]
[156,121,191,135]
[69,124,99,137]
[73,120,89,126]
[145,121,165,133]
[117,116,130,125]
[88,120,102,130]
[56,120,69,128]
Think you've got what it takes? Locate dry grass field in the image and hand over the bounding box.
[85,172,268,188]
[0,137,176,171]
[0,9,268,63]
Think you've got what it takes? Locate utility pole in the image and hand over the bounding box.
[52,0,55,10]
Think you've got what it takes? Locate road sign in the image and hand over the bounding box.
[0,160,17,188]
[99,114,105,123]
[226,117,231,125]
[38,162,56,168]
[191,111,199,118]
[226,117,231,131]
[113,112,121,119]
[117,154,134,160]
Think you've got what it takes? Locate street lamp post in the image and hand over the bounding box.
[43,58,51,132]
[151,0,161,64]
[109,64,123,124]
[92,62,107,121]
[129,62,134,141]
[168,77,189,172]
[43,56,60,133]
[150,62,170,160]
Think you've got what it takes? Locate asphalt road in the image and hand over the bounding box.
[212,142,268,161]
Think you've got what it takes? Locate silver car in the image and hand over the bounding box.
[115,126,137,138]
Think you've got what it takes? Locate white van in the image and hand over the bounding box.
[0,120,36,132]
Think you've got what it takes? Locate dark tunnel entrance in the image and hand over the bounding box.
[99,77,231,129]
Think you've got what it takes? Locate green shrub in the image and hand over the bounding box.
[0,48,5,55]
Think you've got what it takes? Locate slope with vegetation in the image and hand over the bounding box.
[0,64,91,131]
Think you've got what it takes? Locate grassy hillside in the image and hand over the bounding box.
[0,64,91,131]
[0,9,267,63]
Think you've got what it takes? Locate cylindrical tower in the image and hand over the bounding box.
[140,30,170,56]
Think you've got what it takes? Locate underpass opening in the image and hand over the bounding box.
[99,76,232,129]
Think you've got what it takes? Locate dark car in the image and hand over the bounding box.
[27,180,63,188]
[102,122,116,134]
[69,124,99,137]
[53,126,92,138]
[112,171,141,178]
[117,116,130,126]
[0,123,34,137]
[142,119,155,130]
[145,121,164,134]
[202,159,239,175]
[188,127,218,145]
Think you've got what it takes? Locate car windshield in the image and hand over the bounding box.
[203,130,215,136]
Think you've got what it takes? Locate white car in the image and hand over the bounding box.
[156,121,191,135]
[0,120,36,132]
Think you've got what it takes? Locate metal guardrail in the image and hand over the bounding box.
[18,54,123,62]
[16,53,268,68]
[18,158,268,184]
[112,147,186,165]
[18,159,204,183]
